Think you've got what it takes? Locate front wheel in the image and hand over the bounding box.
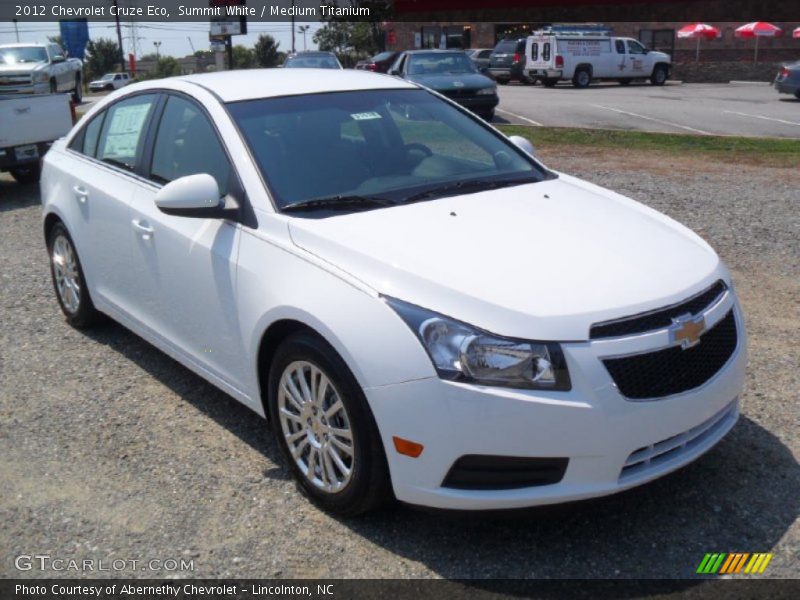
[267,331,391,516]
[72,75,82,103]
[480,109,495,122]
[47,222,100,328]
[650,65,668,86]
[10,163,41,184]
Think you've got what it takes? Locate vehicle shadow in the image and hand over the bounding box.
[0,177,40,213]
[80,319,798,581]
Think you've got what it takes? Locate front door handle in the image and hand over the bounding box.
[73,185,88,203]
[131,219,155,241]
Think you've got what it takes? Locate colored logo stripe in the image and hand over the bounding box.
[697,553,773,574]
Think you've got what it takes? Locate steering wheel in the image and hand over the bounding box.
[405,143,433,157]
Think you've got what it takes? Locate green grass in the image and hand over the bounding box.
[495,125,800,168]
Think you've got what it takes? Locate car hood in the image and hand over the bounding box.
[89,79,109,85]
[407,72,494,91]
[288,174,722,340]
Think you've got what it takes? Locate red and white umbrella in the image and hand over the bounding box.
[677,23,721,62]
[793,26,800,39]
[735,22,784,62]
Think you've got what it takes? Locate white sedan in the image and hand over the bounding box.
[40,69,746,515]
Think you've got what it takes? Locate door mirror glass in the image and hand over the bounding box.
[508,135,536,157]
[155,174,221,216]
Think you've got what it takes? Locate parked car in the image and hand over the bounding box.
[0,43,83,102]
[0,92,74,184]
[41,69,746,516]
[526,32,671,87]
[283,51,342,69]
[466,48,493,72]
[487,38,530,84]
[774,61,800,99]
[89,72,132,92]
[388,50,498,120]
[355,51,400,73]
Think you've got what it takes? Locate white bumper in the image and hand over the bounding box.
[365,301,746,510]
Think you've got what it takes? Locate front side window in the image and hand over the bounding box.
[627,40,647,54]
[228,89,547,212]
[96,94,157,171]
[615,40,626,54]
[149,95,231,195]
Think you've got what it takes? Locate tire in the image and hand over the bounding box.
[496,79,509,85]
[72,75,82,103]
[619,78,632,86]
[105,84,113,91]
[49,79,57,94]
[794,90,800,100]
[480,109,495,122]
[10,163,41,184]
[542,78,558,88]
[47,222,100,329]
[521,76,534,85]
[572,67,591,88]
[267,331,391,516]
[650,65,668,86]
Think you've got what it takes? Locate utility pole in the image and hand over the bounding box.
[12,19,20,42]
[153,41,161,60]
[290,0,296,53]
[111,0,126,73]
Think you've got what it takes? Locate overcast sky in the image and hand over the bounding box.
[0,20,322,58]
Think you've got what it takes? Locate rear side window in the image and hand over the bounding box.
[96,94,157,171]
[69,112,105,157]
[149,95,231,195]
[530,43,538,61]
[616,40,626,54]
[543,42,551,61]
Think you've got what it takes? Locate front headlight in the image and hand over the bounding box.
[476,87,497,96]
[384,297,570,390]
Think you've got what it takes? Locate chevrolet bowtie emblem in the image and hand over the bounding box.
[670,313,706,350]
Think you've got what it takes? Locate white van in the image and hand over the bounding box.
[525,33,671,88]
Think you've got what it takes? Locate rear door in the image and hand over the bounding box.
[526,35,553,72]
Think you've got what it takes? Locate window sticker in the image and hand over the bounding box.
[350,111,382,121]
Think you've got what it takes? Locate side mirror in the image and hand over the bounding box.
[52,55,65,63]
[508,135,536,157]
[155,174,222,218]
[388,69,400,76]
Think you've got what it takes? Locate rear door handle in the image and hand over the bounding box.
[131,219,155,240]
[73,185,88,203]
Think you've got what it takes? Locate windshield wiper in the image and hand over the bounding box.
[281,194,396,213]
[401,176,540,204]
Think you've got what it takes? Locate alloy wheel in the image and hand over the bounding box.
[51,234,81,314]
[277,360,354,493]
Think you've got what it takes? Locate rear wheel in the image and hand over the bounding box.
[49,79,57,93]
[480,109,495,121]
[47,222,100,329]
[572,67,591,88]
[267,331,391,516]
[542,78,558,87]
[10,163,41,184]
[650,65,668,86]
[496,79,509,85]
[72,74,82,103]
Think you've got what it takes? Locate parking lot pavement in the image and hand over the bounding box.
[496,82,800,138]
[0,150,798,579]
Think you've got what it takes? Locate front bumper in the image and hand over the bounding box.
[448,94,499,114]
[0,82,49,95]
[366,299,746,510]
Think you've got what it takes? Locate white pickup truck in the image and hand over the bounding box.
[524,33,671,88]
[0,94,74,184]
[0,43,84,102]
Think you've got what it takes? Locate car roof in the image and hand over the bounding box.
[171,69,416,103]
[401,49,468,55]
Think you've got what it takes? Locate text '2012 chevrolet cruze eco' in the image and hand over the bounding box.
[41,69,746,515]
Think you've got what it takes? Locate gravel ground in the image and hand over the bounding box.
[0,148,798,580]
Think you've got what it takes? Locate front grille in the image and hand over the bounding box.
[442,455,568,490]
[603,310,737,400]
[590,280,727,339]
[619,400,738,483]
[440,88,478,98]
[0,75,32,86]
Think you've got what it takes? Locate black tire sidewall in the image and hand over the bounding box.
[651,66,667,85]
[267,332,389,515]
[573,69,590,88]
[47,223,97,328]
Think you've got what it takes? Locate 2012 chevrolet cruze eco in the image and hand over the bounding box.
[41,70,746,515]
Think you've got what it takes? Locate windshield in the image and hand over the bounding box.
[284,55,340,69]
[0,46,48,65]
[101,74,115,80]
[228,89,547,212]
[407,53,477,75]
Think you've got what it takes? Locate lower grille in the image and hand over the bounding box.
[603,310,737,400]
[620,400,738,483]
[442,455,568,490]
[440,88,478,98]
